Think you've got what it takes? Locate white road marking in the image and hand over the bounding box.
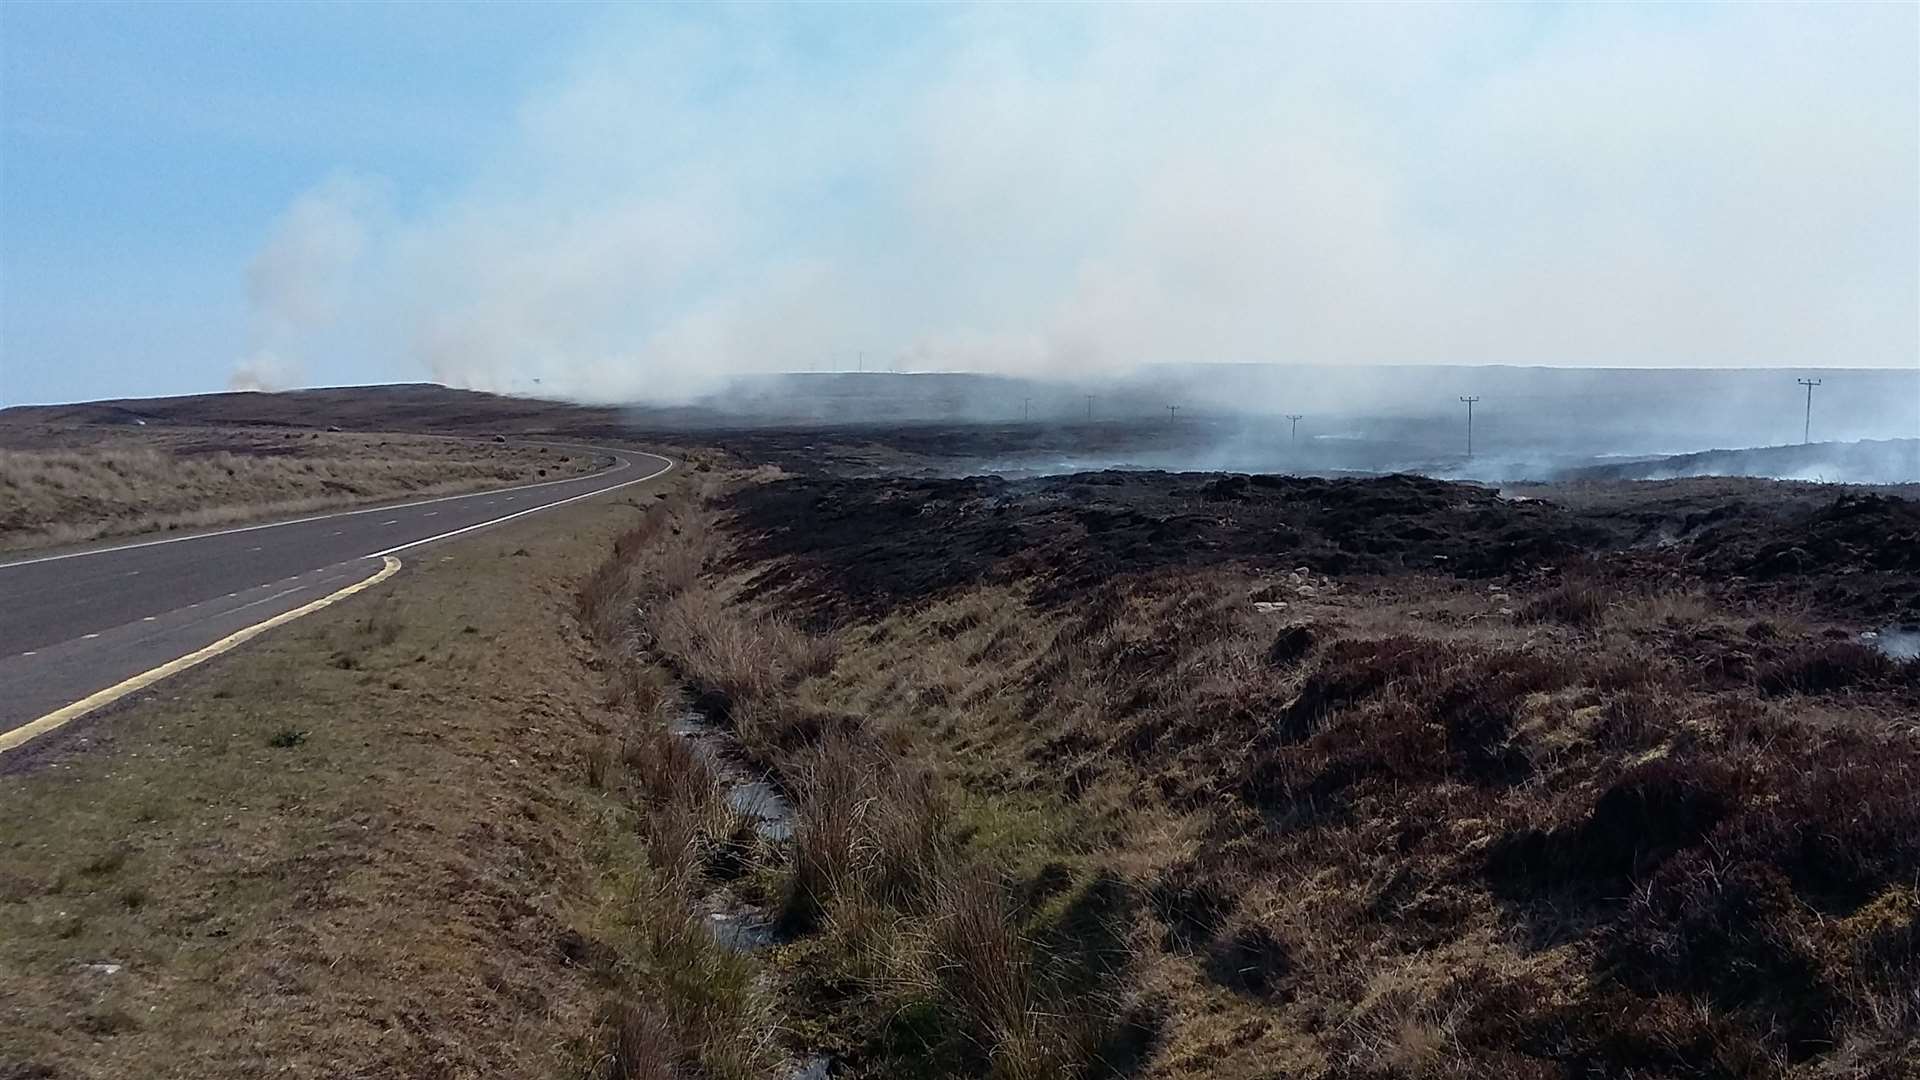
[367,453,674,559]
[380,519,399,526]
[124,570,139,577]
[82,633,100,640]
[0,447,665,754]
[226,583,309,614]
[248,546,262,552]
[21,651,36,657]
[0,449,632,569]
[424,511,439,517]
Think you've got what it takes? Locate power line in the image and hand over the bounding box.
[1459,396,1480,458]
[1796,378,1822,445]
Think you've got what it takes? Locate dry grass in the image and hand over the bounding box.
[585,845,778,1080]
[576,491,1127,1080]
[0,483,674,1078]
[0,427,595,551]
[576,740,779,1078]
[781,731,948,931]
[917,874,1101,1080]
[736,559,1918,1077]
[577,472,1920,1078]
[573,494,794,1079]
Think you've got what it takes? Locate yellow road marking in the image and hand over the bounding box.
[0,556,403,755]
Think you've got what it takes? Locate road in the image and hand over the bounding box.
[0,446,673,751]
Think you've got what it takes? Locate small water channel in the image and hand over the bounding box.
[669,712,798,843]
[664,708,831,1078]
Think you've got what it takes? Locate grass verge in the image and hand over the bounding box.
[0,470,672,1078]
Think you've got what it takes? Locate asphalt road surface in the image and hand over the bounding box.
[0,446,674,748]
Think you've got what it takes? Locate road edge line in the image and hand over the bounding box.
[366,453,674,558]
[0,446,634,570]
[0,555,404,755]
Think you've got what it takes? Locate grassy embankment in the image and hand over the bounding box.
[0,427,596,552]
[0,465,680,1079]
[577,474,1920,1079]
[576,489,1130,1079]
[14,450,1906,1079]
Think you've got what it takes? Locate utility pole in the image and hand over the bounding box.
[1085,394,1095,421]
[858,351,865,374]
[1285,414,1303,448]
[1459,396,1480,458]
[1022,397,1031,422]
[1167,404,1179,423]
[1797,378,1821,445]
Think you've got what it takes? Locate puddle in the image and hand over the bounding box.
[1862,625,1920,661]
[789,1056,834,1080]
[704,909,779,952]
[727,779,796,842]
[674,711,797,842]
[670,712,729,751]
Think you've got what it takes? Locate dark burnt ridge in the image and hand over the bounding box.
[725,470,1920,623]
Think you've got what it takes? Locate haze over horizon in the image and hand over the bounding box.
[3,3,1917,408]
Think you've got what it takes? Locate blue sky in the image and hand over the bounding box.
[2,2,593,402]
[2,2,1915,406]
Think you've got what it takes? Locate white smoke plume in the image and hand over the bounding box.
[255,5,1918,404]
[232,174,384,393]
[226,351,304,393]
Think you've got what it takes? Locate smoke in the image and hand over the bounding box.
[255,4,1917,403]
[233,174,384,393]
[227,351,303,393]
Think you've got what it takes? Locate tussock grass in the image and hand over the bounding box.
[919,874,1098,1080]
[575,708,778,1078]
[740,557,1920,1077]
[578,490,1127,1079]
[781,732,948,931]
[587,850,778,1080]
[572,488,789,1080]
